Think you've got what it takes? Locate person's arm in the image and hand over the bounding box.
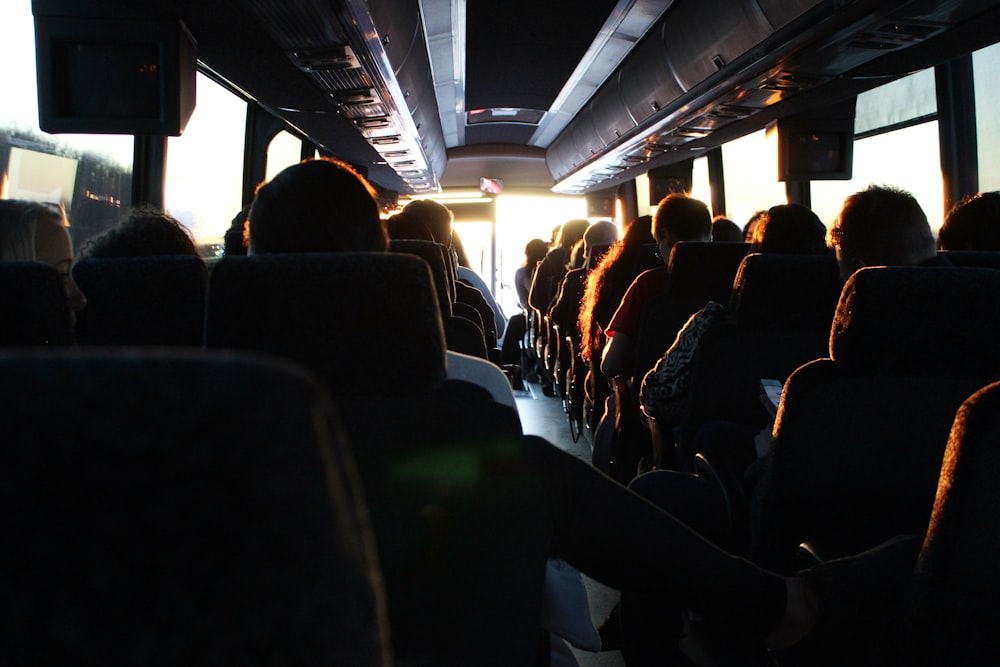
[600,331,634,380]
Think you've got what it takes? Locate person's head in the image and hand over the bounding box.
[712,216,743,243]
[750,204,829,255]
[401,199,454,247]
[82,208,198,258]
[523,238,549,267]
[828,184,937,280]
[938,191,1000,251]
[555,219,591,252]
[247,158,387,254]
[0,199,86,314]
[743,210,768,243]
[651,193,712,263]
[582,220,619,264]
[385,211,434,242]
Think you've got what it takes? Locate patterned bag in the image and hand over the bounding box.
[640,301,729,424]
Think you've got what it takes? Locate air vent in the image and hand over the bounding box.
[288,45,360,72]
[849,21,944,50]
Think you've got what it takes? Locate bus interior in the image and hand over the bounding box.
[4,0,1000,665]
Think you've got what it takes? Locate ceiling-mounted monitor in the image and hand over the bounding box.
[34,16,196,136]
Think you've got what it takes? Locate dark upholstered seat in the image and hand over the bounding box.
[0,348,389,666]
[72,255,208,346]
[633,242,749,384]
[389,239,453,317]
[751,267,1000,573]
[205,252,448,400]
[902,380,1000,666]
[0,261,73,345]
[675,254,842,465]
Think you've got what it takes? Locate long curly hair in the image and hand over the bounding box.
[578,215,653,361]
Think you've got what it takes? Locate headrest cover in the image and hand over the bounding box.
[830,266,1000,374]
[665,242,749,300]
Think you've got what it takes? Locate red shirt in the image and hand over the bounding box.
[606,265,670,339]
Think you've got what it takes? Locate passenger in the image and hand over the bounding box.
[242,157,873,664]
[712,215,744,243]
[0,199,87,319]
[829,183,943,280]
[640,203,829,429]
[937,191,1000,251]
[385,211,434,242]
[81,208,199,257]
[224,203,251,256]
[548,220,619,345]
[247,158,515,409]
[742,209,768,243]
[515,238,550,309]
[600,194,712,381]
[402,198,507,339]
[528,218,590,314]
[578,215,654,428]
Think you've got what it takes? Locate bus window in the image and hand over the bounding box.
[812,68,941,232]
[721,129,786,229]
[165,73,246,257]
[690,155,711,211]
[974,41,1000,192]
[0,1,132,253]
[265,130,305,182]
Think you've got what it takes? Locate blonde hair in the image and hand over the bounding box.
[0,200,66,261]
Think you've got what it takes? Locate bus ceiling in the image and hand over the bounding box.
[31,0,1000,197]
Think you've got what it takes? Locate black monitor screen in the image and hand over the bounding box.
[53,40,161,120]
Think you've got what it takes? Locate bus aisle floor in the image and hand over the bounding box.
[516,381,625,667]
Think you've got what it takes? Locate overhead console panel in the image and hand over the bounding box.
[548,0,999,194]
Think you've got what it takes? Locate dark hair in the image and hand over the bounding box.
[523,238,549,267]
[750,204,829,255]
[711,216,743,243]
[831,184,935,267]
[385,212,434,241]
[401,199,453,246]
[652,194,711,242]
[939,191,1000,251]
[83,208,198,258]
[248,158,387,254]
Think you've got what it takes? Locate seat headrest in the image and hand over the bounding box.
[730,254,842,332]
[665,242,749,301]
[389,239,453,317]
[0,348,388,665]
[206,252,448,399]
[830,266,1000,374]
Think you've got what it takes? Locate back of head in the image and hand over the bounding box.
[401,199,453,246]
[652,194,712,242]
[939,191,1000,251]
[712,216,743,243]
[751,204,829,255]
[557,219,591,250]
[0,199,58,262]
[83,209,198,258]
[832,184,936,270]
[584,220,619,249]
[524,238,549,266]
[248,158,387,254]
[385,211,434,242]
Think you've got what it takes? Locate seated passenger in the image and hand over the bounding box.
[241,156,888,664]
[600,194,713,382]
[712,215,744,243]
[247,158,516,409]
[937,191,1000,251]
[0,199,87,321]
[81,208,200,257]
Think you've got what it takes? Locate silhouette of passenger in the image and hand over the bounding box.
[712,215,743,243]
[937,191,1000,251]
[82,208,199,258]
[0,199,87,318]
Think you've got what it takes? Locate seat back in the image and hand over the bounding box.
[72,255,208,346]
[205,252,447,400]
[902,380,1000,666]
[938,250,1000,269]
[0,349,389,666]
[389,239,453,317]
[751,267,1000,572]
[0,262,73,345]
[633,242,749,383]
